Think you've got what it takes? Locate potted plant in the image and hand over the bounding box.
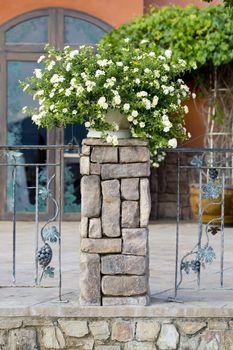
[100,4,233,221]
[21,43,191,166]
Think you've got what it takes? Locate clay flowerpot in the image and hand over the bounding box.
[189,184,233,224]
[87,109,131,139]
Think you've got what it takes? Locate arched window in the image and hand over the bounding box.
[0,9,112,219]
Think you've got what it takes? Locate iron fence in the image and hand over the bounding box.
[155,148,233,302]
[0,144,80,302]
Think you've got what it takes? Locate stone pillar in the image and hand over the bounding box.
[79,138,151,306]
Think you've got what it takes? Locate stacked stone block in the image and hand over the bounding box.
[80,138,151,306]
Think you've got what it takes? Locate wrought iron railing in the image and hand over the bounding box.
[155,147,233,302]
[0,144,80,302]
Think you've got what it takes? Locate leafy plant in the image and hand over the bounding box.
[100,5,233,71]
[21,44,191,164]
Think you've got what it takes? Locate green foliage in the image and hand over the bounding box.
[100,5,233,71]
[21,44,192,161]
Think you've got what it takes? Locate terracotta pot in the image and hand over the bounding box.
[189,184,233,224]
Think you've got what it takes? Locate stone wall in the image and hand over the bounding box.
[79,139,151,306]
[0,316,233,349]
[150,153,193,220]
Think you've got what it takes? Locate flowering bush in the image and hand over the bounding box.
[22,43,191,165]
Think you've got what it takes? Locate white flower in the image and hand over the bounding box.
[112,135,118,146]
[23,84,30,92]
[37,90,44,96]
[104,77,116,88]
[140,39,149,44]
[106,135,112,143]
[163,126,170,132]
[49,92,54,98]
[188,132,191,138]
[127,115,133,122]
[137,91,148,97]
[76,85,84,96]
[133,119,138,125]
[81,72,87,79]
[50,74,65,84]
[97,59,108,67]
[135,78,140,85]
[116,62,123,67]
[158,55,166,60]
[192,92,196,99]
[152,96,159,107]
[85,121,91,128]
[66,62,71,72]
[164,49,172,59]
[97,96,108,110]
[22,106,27,113]
[34,69,42,79]
[168,138,177,148]
[48,61,56,71]
[142,98,151,110]
[56,56,62,61]
[85,80,96,92]
[69,50,79,58]
[32,114,42,126]
[132,110,138,117]
[123,103,130,112]
[72,110,77,115]
[65,89,71,96]
[124,38,130,43]
[154,70,160,78]
[177,99,181,105]
[62,108,68,113]
[149,52,155,57]
[184,105,189,114]
[50,105,55,111]
[163,64,170,72]
[123,66,129,72]
[139,122,145,128]
[95,70,105,77]
[144,68,150,73]
[112,95,121,106]
[37,55,45,63]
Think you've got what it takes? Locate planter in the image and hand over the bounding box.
[189,184,233,224]
[87,109,131,139]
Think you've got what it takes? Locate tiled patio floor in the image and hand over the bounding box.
[0,221,233,317]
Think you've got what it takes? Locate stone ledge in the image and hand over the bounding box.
[82,138,148,147]
[2,300,233,318]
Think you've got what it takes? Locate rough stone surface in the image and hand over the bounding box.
[112,320,135,342]
[59,320,89,338]
[102,276,148,296]
[101,255,147,275]
[140,178,151,227]
[8,329,37,350]
[0,330,6,345]
[90,162,101,175]
[136,320,160,341]
[179,335,201,350]
[101,163,150,180]
[80,156,90,175]
[125,341,156,350]
[102,180,121,237]
[83,138,148,146]
[122,201,139,228]
[198,331,221,350]
[89,218,102,238]
[89,321,110,340]
[95,347,121,350]
[119,146,150,163]
[80,216,88,238]
[0,319,22,329]
[81,239,121,254]
[157,324,179,350]
[122,228,148,256]
[91,146,118,163]
[66,337,94,349]
[79,252,100,306]
[208,320,227,330]
[223,331,233,350]
[41,326,66,349]
[177,321,207,335]
[102,296,149,306]
[82,144,91,156]
[121,178,139,200]
[81,175,101,218]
